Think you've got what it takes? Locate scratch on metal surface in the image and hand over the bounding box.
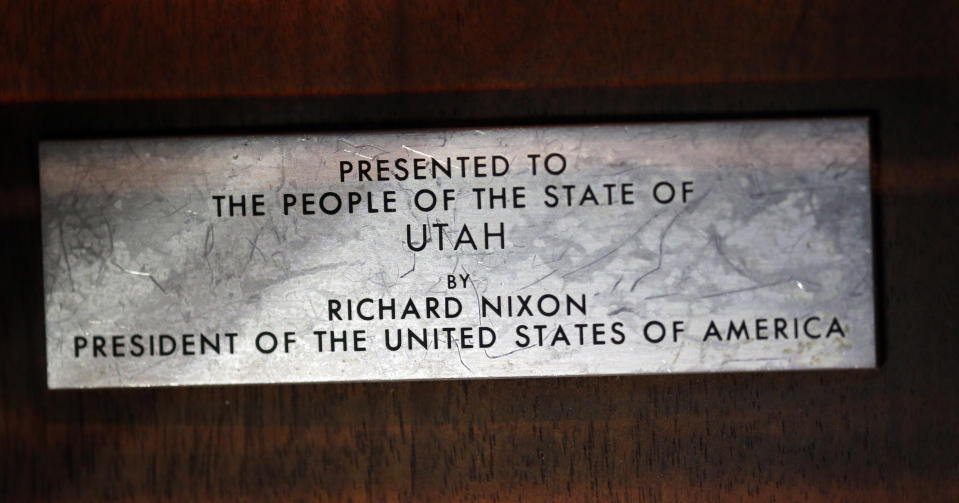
[400,253,416,279]
[631,188,712,292]
[111,259,167,294]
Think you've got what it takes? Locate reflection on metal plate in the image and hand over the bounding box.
[40,119,875,388]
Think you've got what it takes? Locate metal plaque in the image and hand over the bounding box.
[41,119,875,388]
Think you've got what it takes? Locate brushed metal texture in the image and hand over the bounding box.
[40,119,874,388]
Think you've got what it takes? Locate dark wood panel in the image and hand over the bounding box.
[1,0,957,101]
[2,1,959,501]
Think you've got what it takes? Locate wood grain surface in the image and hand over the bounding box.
[2,1,958,501]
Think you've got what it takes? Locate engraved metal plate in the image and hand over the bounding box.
[41,119,875,388]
